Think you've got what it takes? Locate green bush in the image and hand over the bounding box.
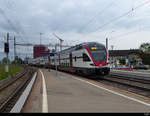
[0,65,22,80]
[119,58,126,65]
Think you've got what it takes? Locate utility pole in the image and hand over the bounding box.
[14,36,16,64]
[5,33,9,77]
[59,39,63,51]
[106,38,109,64]
[54,44,57,76]
[55,44,57,52]
[48,56,51,72]
[111,45,114,68]
[106,38,108,50]
[106,31,115,66]
[40,33,43,45]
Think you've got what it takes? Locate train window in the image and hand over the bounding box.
[83,53,91,62]
[75,46,83,51]
[91,50,106,61]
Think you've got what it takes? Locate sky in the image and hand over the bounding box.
[0,0,150,60]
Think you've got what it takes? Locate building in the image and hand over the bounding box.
[33,45,49,58]
[108,49,142,66]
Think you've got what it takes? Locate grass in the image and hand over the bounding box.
[0,65,22,80]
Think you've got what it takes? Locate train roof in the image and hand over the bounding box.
[83,42,105,47]
[57,42,105,54]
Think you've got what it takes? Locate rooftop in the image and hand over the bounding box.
[109,49,139,57]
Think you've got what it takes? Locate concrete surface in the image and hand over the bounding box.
[21,71,42,113]
[22,69,150,112]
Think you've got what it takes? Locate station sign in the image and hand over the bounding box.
[126,56,129,59]
[44,53,54,56]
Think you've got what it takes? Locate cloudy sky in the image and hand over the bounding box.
[0,0,150,59]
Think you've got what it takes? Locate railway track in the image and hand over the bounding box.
[95,74,150,98]
[105,74,150,90]
[0,67,36,113]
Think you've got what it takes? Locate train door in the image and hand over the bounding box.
[69,53,73,72]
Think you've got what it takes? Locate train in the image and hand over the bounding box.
[28,42,110,76]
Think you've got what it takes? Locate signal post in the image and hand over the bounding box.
[4,33,9,77]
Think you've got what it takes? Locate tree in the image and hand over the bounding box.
[139,43,150,54]
[11,56,23,64]
[119,58,126,65]
[139,43,150,65]
[2,57,10,64]
[130,57,136,65]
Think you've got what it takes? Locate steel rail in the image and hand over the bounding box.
[108,74,150,85]
[0,68,36,112]
[110,71,150,81]
[0,69,27,92]
[103,75,150,91]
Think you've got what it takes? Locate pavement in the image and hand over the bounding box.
[21,71,42,112]
[22,69,150,113]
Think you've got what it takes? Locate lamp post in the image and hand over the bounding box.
[111,45,114,68]
[106,30,115,67]
[54,44,58,76]
[40,33,43,45]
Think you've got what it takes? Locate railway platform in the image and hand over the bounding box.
[18,69,150,113]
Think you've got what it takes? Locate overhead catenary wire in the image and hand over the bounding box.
[0,8,20,34]
[110,25,150,41]
[3,0,28,43]
[0,0,29,44]
[1,0,31,58]
[93,0,150,33]
[0,8,26,45]
[78,1,116,33]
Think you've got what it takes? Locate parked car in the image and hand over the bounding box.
[115,65,133,70]
[107,64,116,69]
[133,64,149,70]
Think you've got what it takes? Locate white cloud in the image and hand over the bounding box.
[0,48,4,52]
[0,0,150,58]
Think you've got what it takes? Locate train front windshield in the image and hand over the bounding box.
[88,43,106,61]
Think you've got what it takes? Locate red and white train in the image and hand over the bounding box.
[28,42,110,76]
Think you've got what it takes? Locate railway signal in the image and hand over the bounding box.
[4,42,9,53]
